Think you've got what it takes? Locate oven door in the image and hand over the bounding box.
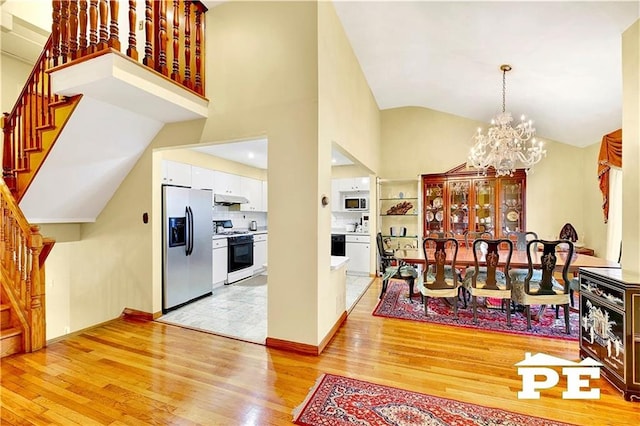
[228,239,254,273]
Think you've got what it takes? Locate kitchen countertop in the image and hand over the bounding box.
[331,255,350,270]
[331,230,370,236]
[212,230,267,240]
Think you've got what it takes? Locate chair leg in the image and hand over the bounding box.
[472,295,478,324]
[526,306,532,330]
[569,289,574,307]
[379,277,388,299]
[408,278,415,302]
[506,298,512,327]
[564,304,570,334]
[424,296,429,315]
[453,298,458,320]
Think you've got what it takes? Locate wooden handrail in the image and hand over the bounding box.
[0,177,50,352]
[2,36,60,193]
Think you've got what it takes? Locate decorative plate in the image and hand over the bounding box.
[426,211,435,222]
[506,210,519,222]
[433,197,443,208]
[435,211,443,221]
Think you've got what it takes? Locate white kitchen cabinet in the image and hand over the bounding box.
[262,181,268,211]
[212,171,242,195]
[345,234,370,276]
[240,177,263,211]
[212,238,228,288]
[162,160,191,187]
[253,233,267,274]
[335,177,370,192]
[191,166,214,190]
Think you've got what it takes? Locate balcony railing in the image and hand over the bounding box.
[51,0,207,96]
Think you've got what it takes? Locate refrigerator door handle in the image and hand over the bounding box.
[185,206,191,256]
[187,206,194,255]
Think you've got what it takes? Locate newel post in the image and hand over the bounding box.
[28,225,45,351]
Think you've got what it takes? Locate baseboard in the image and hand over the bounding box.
[121,307,156,321]
[266,310,348,356]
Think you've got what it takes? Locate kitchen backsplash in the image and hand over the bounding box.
[332,211,369,232]
[213,206,267,230]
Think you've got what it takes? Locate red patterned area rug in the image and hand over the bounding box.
[373,280,578,340]
[293,374,573,426]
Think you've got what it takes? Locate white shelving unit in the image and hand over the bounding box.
[377,178,421,252]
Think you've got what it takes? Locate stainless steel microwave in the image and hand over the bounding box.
[344,197,368,211]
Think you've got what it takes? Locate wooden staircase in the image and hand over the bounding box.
[1,0,208,358]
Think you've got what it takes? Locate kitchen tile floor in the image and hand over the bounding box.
[158,273,374,344]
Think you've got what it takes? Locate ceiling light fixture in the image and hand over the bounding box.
[467,64,546,177]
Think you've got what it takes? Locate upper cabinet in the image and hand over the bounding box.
[335,177,370,192]
[421,163,526,242]
[191,166,214,190]
[240,177,264,211]
[162,160,192,187]
[212,171,242,195]
[331,177,370,212]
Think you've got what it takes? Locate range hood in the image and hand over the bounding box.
[214,193,249,205]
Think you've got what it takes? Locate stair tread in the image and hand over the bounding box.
[0,327,22,338]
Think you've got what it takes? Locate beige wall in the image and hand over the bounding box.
[379,107,598,245]
[317,1,381,334]
[1,53,32,114]
[622,20,640,272]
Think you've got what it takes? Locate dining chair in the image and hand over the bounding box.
[376,232,395,273]
[427,231,454,239]
[506,231,538,251]
[463,230,493,247]
[420,237,461,318]
[510,239,574,333]
[463,238,513,326]
[377,232,420,301]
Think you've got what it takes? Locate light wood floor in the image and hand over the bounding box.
[1,279,638,425]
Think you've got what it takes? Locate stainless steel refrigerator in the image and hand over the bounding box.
[162,185,213,312]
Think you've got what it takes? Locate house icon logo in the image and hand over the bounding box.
[515,352,603,399]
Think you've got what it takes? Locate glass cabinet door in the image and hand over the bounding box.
[473,180,495,234]
[448,181,469,237]
[423,182,444,234]
[500,179,523,234]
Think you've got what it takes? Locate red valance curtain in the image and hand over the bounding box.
[598,129,622,223]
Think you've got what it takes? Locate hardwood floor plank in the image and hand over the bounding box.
[1,278,638,425]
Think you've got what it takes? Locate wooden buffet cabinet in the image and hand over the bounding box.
[578,267,640,401]
[421,163,526,242]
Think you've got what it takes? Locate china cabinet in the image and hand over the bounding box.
[421,164,526,243]
[377,178,421,250]
[578,267,640,401]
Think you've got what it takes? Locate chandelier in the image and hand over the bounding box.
[467,64,546,177]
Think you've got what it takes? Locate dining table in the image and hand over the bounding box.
[391,247,620,273]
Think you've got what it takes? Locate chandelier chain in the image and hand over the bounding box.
[467,64,546,177]
[502,68,506,114]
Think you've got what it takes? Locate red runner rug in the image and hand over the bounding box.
[373,280,578,340]
[293,373,574,425]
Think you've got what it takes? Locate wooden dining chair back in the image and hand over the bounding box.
[427,231,453,239]
[511,239,574,333]
[420,237,461,318]
[463,230,493,247]
[506,231,538,251]
[463,238,513,325]
[376,232,395,273]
